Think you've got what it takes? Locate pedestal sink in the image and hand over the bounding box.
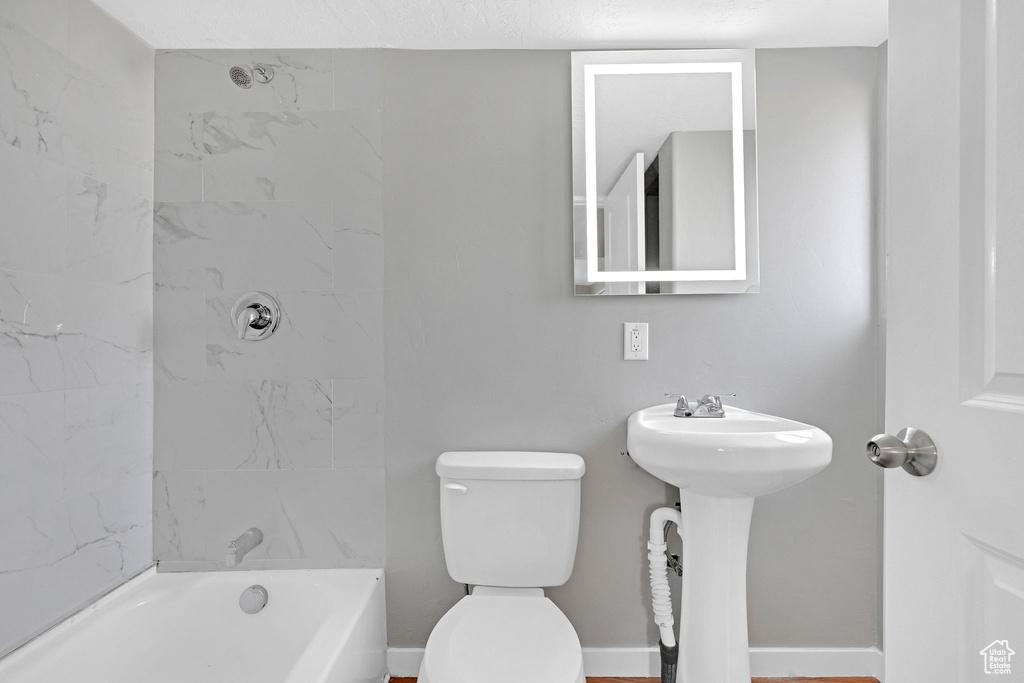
[626,403,832,683]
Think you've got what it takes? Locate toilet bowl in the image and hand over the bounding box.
[418,452,586,683]
[419,589,584,683]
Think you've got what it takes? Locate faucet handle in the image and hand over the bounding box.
[664,393,692,417]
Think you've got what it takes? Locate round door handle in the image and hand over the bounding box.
[866,427,938,476]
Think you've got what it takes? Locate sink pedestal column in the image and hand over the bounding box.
[676,490,754,683]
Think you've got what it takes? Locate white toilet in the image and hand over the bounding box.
[418,451,587,683]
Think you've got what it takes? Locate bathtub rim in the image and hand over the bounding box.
[0,566,386,677]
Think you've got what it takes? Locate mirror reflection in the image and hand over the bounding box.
[571,50,760,295]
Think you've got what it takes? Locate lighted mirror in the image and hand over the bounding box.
[571,50,759,295]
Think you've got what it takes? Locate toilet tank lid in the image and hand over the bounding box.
[436,451,585,480]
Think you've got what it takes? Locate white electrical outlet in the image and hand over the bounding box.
[623,322,648,360]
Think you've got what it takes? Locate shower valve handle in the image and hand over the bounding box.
[230,293,280,342]
[236,307,261,340]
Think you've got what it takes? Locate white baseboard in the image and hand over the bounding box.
[386,649,425,677]
[386,646,884,679]
[750,647,883,679]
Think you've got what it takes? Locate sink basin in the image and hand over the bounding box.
[626,403,832,497]
[626,403,832,683]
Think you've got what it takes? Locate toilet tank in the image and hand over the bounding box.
[436,451,585,588]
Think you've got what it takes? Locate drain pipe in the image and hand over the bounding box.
[648,506,682,683]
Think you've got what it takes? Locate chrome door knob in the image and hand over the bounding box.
[867,427,938,476]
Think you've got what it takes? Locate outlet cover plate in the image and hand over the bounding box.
[624,322,648,360]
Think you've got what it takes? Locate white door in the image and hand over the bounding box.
[886,0,1024,680]
[603,152,646,294]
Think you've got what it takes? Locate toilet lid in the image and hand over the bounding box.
[421,595,583,683]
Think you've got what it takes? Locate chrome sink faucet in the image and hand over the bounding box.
[665,393,736,418]
[225,527,263,567]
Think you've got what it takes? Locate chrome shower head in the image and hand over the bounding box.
[229,65,253,89]
[228,63,273,89]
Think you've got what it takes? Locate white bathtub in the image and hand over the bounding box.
[0,567,387,683]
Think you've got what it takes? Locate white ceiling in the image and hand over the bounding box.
[91,0,887,51]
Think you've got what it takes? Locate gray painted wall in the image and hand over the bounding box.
[0,0,154,657]
[382,47,883,649]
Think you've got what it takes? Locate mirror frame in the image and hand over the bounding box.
[571,49,760,295]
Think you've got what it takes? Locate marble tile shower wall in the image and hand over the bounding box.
[152,49,385,569]
[0,1,154,657]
